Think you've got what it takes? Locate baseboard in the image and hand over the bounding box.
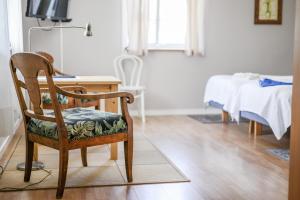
[13,118,22,136]
[130,108,221,116]
[0,137,11,158]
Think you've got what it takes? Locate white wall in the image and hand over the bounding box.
[22,0,296,113]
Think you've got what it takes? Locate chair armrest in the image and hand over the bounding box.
[24,110,56,122]
[55,86,134,104]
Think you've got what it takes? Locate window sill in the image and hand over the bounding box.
[148,44,185,52]
[148,48,185,52]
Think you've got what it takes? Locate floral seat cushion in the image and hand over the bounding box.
[27,108,127,141]
[42,93,69,105]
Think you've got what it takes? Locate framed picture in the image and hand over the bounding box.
[254,0,283,24]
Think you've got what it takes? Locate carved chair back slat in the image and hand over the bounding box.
[10,53,53,114]
[10,53,67,140]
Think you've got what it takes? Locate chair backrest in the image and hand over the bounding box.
[10,53,65,135]
[114,55,143,87]
[36,51,67,76]
[36,51,54,64]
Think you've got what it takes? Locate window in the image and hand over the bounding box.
[148,0,187,50]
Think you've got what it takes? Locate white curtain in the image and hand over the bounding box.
[7,0,24,134]
[6,0,24,54]
[122,0,149,56]
[0,0,14,137]
[185,0,206,56]
[0,0,23,137]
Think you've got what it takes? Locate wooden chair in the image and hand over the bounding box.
[36,51,100,110]
[10,52,134,199]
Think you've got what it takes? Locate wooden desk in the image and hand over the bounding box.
[38,76,121,160]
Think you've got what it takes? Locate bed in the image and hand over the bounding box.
[204,74,292,140]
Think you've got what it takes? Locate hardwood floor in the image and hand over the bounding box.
[0,116,289,200]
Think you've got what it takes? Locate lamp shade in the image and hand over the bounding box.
[84,23,92,37]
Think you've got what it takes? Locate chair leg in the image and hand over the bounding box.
[24,140,34,182]
[56,150,69,199]
[140,91,146,123]
[124,139,133,182]
[81,147,88,167]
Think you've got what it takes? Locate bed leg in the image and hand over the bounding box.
[249,120,254,135]
[222,111,229,123]
[254,122,263,137]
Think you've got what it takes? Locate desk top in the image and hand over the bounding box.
[38,76,121,85]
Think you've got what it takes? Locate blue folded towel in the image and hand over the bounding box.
[259,78,293,87]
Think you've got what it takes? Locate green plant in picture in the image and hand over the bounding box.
[259,0,278,20]
[263,0,271,18]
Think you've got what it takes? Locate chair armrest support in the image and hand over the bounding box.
[24,110,56,122]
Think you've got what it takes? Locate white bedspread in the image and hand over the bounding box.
[204,75,256,110]
[229,76,292,140]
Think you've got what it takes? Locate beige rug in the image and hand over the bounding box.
[0,133,189,190]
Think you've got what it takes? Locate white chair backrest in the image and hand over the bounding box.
[114,55,143,87]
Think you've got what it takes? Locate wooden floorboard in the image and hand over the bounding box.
[0,116,289,200]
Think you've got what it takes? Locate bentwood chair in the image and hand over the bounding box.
[114,55,146,122]
[36,51,100,110]
[10,53,134,199]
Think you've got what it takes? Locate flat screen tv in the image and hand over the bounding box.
[26,0,70,21]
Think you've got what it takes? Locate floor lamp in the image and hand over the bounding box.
[16,23,93,171]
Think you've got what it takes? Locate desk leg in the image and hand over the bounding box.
[106,85,118,160]
[33,143,38,161]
